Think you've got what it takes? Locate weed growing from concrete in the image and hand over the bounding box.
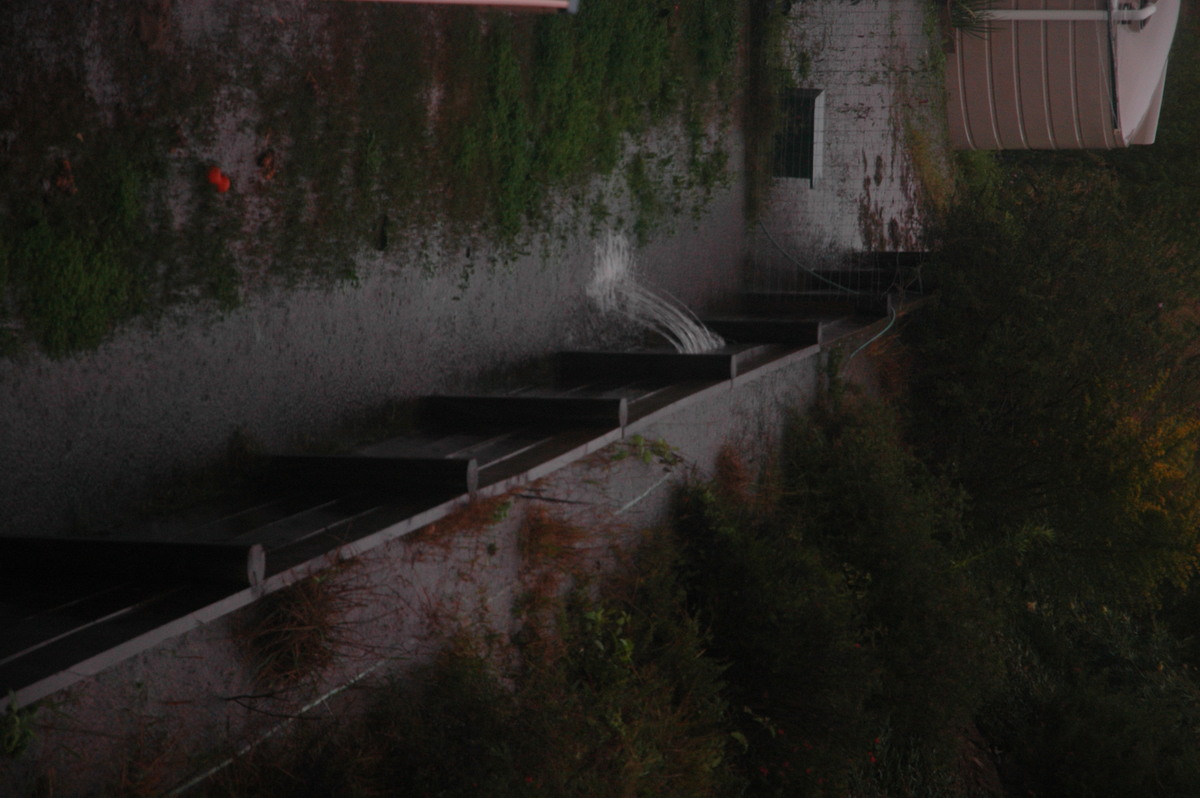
[407,493,515,551]
[196,530,735,797]
[236,569,364,690]
[107,729,182,798]
[611,434,684,468]
[518,505,587,564]
[1,696,35,759]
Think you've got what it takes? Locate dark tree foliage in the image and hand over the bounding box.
[909,156,1200,607]
[1103,5,1200,248]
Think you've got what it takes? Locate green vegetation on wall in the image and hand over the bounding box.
[0,0,740,357]
[1,146,153,357]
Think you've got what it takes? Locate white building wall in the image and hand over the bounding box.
[749,0,939,292]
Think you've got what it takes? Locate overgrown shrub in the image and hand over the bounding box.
[675,397,1003,794]
[782,399,1000,737]
[190,392,1200,796]
[980,602,1200,797]
[206,536,735,798]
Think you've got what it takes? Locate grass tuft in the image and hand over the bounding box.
[712,442,753,504]
[236,569,363,690]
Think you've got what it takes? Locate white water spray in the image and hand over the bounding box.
[588,232,724,354]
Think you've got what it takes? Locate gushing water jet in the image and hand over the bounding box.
[588,232,724,354]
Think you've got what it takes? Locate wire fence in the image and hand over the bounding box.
[747,0,943,301]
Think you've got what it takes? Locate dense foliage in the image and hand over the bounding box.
[678,387,1200,796]
[910,157,1200,607]
[200,540,740,798]
[676,400,1002,795]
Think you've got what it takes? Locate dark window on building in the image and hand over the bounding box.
[773,88,824,183]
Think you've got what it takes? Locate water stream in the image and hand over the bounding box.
[588,232,725,354]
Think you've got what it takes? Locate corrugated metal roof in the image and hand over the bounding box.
[947,0,1181,150]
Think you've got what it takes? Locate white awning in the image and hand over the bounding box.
[1115,0,1181,144]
